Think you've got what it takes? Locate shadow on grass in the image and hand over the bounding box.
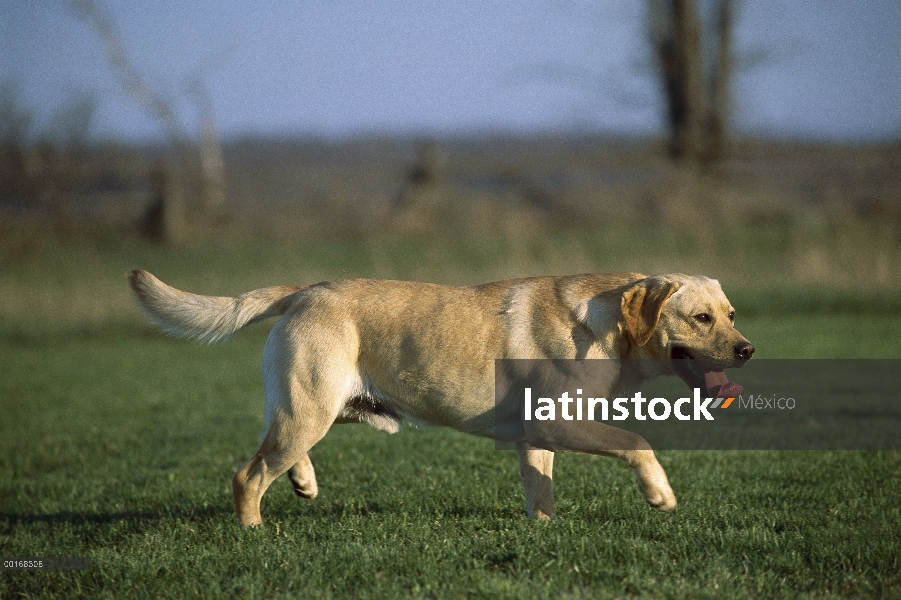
[297,498,523,521]
[1,500,508,531]
[0,504,232,531]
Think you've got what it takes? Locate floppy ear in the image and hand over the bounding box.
[621,277,682,346]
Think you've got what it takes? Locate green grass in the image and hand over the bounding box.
[2,231,900,598]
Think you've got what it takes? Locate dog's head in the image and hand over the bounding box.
[621,274,754,396]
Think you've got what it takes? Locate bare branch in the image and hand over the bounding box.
[71,0,189,146]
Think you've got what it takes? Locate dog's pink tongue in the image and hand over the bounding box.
[704,371,744,398]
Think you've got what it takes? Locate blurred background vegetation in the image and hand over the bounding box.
[2,133,899,330]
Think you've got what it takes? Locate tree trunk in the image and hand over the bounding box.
[706,0,733,161]
[650,0,732,164]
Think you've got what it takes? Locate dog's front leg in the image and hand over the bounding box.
[523,420,676,512]
[515,442,555,519]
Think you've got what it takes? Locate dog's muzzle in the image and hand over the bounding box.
[670,345,752,397]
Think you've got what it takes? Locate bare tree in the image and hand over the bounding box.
[0,80,100,232]
[0,80,35,194]
[648,0,733,163]
[187,77,227,215]
[71,0,227,239]
[0,80,34,152]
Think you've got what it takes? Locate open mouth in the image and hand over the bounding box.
[670,346,744,398]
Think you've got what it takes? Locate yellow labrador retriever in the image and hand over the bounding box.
[129,270,753,526]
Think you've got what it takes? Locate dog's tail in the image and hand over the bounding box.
[128,270,305,343]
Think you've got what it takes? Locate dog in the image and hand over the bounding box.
[128,270,754,526]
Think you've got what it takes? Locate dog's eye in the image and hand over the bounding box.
[694,313,711,323]
[728,311,735,322]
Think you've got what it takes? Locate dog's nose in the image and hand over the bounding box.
[734,342,755,359]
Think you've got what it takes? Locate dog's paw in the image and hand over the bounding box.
[290,480,318,499]
[529,509,556,520]
[642,487,677,512]
[634,461,677,512]
[288,461,319,499]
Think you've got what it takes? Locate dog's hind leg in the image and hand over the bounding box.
[232,319,353,527]
[232,419,322,527]
[232,397,338,527]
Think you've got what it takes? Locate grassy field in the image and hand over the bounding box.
[1,229,900,598]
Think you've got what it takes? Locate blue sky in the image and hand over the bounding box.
[3,0,900,143]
